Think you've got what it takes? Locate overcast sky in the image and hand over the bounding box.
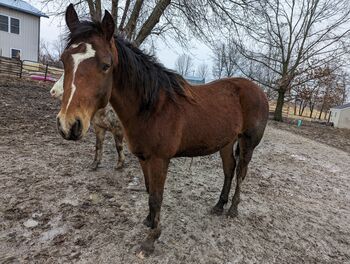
[34,1,213,79]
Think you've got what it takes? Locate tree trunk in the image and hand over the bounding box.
[111,0,119,32]
[87,0,102,21]
[294,98,297,115]
[124,0,144,40]
[95,0,102,21]
[318,105,324,119]
[134,0,171,46]
[300,101,307,116]
[119,0,131,31]
[87,0,96,20]
[274,89,285,122]
[309,102,314,118]
[298,100,303,116]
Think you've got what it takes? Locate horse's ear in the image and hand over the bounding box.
[101,10,115,41]
[65,4,79,32]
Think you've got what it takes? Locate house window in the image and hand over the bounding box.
[10,18,19,34]
[0,14,8,32]
[11,49,21,59]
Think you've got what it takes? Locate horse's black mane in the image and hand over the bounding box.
[66,20,187,113]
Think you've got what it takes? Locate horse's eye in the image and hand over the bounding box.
[102,63,111,72]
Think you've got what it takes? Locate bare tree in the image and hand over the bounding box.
[212,44,225,79]
[292,63,349,119]
[205,0,350,121]
[197,63,208,80]
[41,0,176,47]
[175,54,194,76]
[211,41,243,79]
[39,39,62,67]
[51,33,66,59]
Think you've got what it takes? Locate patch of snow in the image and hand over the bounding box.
[40,226,67,241]
[23,219,38,228]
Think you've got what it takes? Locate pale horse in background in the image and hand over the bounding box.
[50,75,125,170]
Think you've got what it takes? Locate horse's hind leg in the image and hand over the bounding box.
[91,125,106,170]
[112,129,125,169]
[227,130,261,217]
[211,141,237,215]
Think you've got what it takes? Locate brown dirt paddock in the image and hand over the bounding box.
[1,80,349,263]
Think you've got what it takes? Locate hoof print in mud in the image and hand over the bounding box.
[137,241,155,258]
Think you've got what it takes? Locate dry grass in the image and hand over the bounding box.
[269,101,329,122]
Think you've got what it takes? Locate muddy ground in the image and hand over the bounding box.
[1,80,349,263]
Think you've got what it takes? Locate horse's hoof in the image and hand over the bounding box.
[226,208,238,218]
[90,162,99,171]
[143,215,152,228]
[210,206,224,215]
[115,162,124,170]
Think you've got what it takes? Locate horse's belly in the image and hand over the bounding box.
[175,137,233,157]
[175,147,219,157]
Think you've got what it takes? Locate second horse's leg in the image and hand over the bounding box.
[90,125,106,170]
[113,129,125,169]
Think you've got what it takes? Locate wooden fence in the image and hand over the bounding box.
[0,56,63,82]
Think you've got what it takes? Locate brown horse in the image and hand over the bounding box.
[57,4,269,255]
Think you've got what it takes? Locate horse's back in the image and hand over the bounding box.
[186,77,268,141]
[193,77,268,125]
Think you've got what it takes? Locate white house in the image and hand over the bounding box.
[330,103,350,129]
[0,0,48,62]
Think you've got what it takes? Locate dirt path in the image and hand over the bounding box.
[1,83,349,263]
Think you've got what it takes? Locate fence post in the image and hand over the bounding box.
[19,60,23,78]
[44,64,49,81]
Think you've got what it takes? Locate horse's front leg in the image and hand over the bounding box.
[138,157,169,256]
[139,160,150,193]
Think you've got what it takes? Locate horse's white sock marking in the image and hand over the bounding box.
[65,43,96,112]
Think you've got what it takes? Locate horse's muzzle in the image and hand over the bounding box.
[57,117,83,141]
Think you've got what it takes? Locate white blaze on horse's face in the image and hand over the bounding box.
[50,74,64,100]
[56,42,97,140]
[65,43,96,112]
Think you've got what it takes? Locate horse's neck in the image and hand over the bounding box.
[109,82,174,129]
[109,85,139,125]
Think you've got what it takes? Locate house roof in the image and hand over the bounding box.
[331,102,350,110]
[0,0,48,18]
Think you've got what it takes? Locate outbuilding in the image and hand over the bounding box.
[330,103,350,129]
[0,0,48,61]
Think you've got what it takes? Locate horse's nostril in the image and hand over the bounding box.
[69,118,82,140]
[76,118,81,130]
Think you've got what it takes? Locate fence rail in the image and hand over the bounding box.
[0,56,63,82]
